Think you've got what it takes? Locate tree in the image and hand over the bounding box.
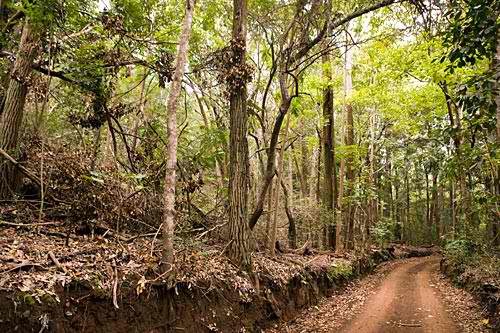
[0,21,39,199]
[227,0,252,270]
[322,50,337,250]
[162,0,195,270]
[269,111,291,255]
[248,0,401,231]
[442,0,500,243]
[343,32,355,250]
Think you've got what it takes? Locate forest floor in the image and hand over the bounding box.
[267,256,493,333]
[0,222,361,303]
[1,221,494,332]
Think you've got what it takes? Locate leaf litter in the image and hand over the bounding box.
[0,224,355,307]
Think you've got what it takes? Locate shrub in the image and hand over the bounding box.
[370,218,395,247]
[443,239,479,272]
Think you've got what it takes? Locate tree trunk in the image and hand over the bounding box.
[322,52,336,251]
[292,144,304,198]
[300,124,310,197]
[436,182,443,242]
[131,71,148,153]
[90,127,102,171]
[316,127,322,204]
[405,165,410,241]
[441,81,469,235]
[345,104,354,250]
[383,155,392,219]
[336,150,346,253]
[248,92,291,230]
[281,178,297,249]
[431,172,439,242]
[287,147,293,207]
[285,151,296,248]
[492,30,500,246]
[195,89,225,189]
[162,0,194,270]
[265,178,274,245]
[344,35,355,250]
[269,111,291,256]
[425,167,431,241]
[450,179,456,238]
[0,22,39,199]
[227,0,252,270]
[368,109,376,238]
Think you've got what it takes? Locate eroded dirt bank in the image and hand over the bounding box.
[1,247,402,333]
[440,258,500,331]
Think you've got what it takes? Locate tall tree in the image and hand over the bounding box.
[248,0,401,231]
[0,21,39,199]
[344,33,355,250]
[162,0,195,270]
[322,50,336,250]
[227,0,252,270]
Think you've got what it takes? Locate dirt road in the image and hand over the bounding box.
[341,257,458,333]
[267,256,486,333]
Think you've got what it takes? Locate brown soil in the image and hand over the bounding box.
[269,256,491,333]
[0,247,395,333]
[342,256,458,333]
[0,242,453,333]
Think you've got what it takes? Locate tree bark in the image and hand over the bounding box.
[285,152,296,248]
[336,147,346,252]
[368,109,377,241]
[322,52,336,251]
[269,111,291,256]
[425,167,431,241]
[441,81,470,234]
[316,128,323,204]
[0,21,39,199]
[265,178,274,245]
[131,71,148,153]
[431,172,439,242]
[162,0,194,270]
[227,0,252,270]
[343,34,355,250]
[492,30,500,246]
[405,163,410,241]
[300,124,310,197]
[450,178,456,238]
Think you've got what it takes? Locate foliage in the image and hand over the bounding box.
[327,261,353,281]
[22,136,163,232]
[0,0,498,292]
[442,0,500,70]
[370,218,395,247]
[443,239,479,268]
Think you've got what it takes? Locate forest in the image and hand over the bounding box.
[0,0,499,332]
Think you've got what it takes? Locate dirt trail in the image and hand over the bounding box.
[341,256,458,333]
[267,256,477,333]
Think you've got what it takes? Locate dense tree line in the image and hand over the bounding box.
[0,0,498,272]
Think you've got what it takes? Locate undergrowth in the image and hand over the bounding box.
[443,239,500,288]
[327,261,353,281]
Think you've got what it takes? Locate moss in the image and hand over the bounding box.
[17,292,36,306]
[327,262,353,282]
[93,286,108,299]
[40,293,57,305]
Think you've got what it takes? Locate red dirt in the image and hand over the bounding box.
[268,256,490,333]
[342,256,459,333]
